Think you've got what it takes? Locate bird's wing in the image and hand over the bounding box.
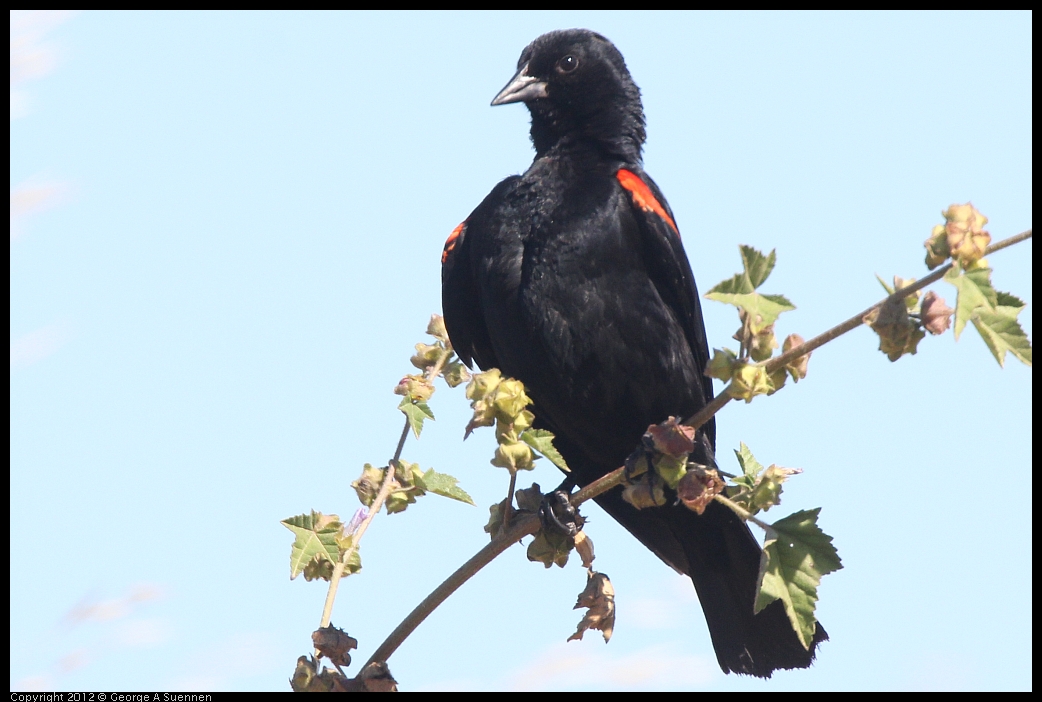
[441,177,520,370]
[615,168,716,437]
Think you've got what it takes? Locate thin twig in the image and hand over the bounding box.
[318,346,455,633]
[713,492,772,532]
[502,470,518,530]
[984,228,1032,255]
[392,420,410,466]
[584,229,1034,507]
[425,349,454,390]
[763,228,1031,376]
[319,420,407,631]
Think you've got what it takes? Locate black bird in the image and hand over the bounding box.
[441,29,826,678]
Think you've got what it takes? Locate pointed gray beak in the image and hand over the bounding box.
[490,63,549,106]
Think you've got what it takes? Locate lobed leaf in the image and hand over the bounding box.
[973,309,1032,367]
[754,509,842,649]
[521,428,570,472]
[944,265,996,340]
[707,246,777,295]
[705,291,796,333]
[944,265,1032,366]
[417,468,475,505]
[282,511,342,581]
[398,397,435,438]
[732,442,764,490]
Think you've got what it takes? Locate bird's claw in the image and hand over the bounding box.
[539,490,580,538]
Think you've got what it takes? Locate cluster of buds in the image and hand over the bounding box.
[727,443,802,517]
[351,461,434,515]
[394,374,434,403]
[396,315,470,406]
[622,417,725,513]
[705,333,811,403]
[736,309,779,363]
[864,275,954,362]
[925,203,991,270]
[291,655,396,693]
[464,369,539,473]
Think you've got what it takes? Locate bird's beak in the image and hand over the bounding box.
[491,63,548,106]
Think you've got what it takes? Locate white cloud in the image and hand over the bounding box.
[9,10,75,120]
[10,323,67,369]
[10,181,66,242]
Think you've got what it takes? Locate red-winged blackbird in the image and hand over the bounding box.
[442,29,827,677]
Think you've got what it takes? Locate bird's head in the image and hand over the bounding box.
[492,29,646,162]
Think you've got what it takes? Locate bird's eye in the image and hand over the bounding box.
[556,55,578,74]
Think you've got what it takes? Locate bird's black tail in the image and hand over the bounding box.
[593,487,827,678]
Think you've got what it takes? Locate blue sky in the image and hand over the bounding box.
[10,11,1031,691]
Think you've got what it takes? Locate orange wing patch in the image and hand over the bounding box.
[616,169,679,236]
[442,222,465,263]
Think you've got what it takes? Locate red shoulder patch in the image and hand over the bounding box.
[441,222,465,264]
[616,169,679,236]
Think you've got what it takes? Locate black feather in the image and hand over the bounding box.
[442,28,826,677]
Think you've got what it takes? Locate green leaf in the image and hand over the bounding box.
[742,246,777,290]
[706,272,752,296]
[944,265,997,340]
[973,309,1033,367]
[417,469,475,505]
[728,444,798,514]
[520,429,570,472]
[995,291,1026,310]
[875,274,895,295]
[704,291,796,333]
[398,397,435,438]
[282,511,342,581]
[706,246,777,296]
[755,509,842,649]
[732,442,764,490]
[944,266,1032,366]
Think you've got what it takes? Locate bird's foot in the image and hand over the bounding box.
[538,489,581,538]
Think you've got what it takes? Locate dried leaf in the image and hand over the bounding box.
[568,572,616,643]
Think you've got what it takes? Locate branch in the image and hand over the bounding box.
[575,228,1033,509]
[366,511,541,667]
[761,228,1032,377]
